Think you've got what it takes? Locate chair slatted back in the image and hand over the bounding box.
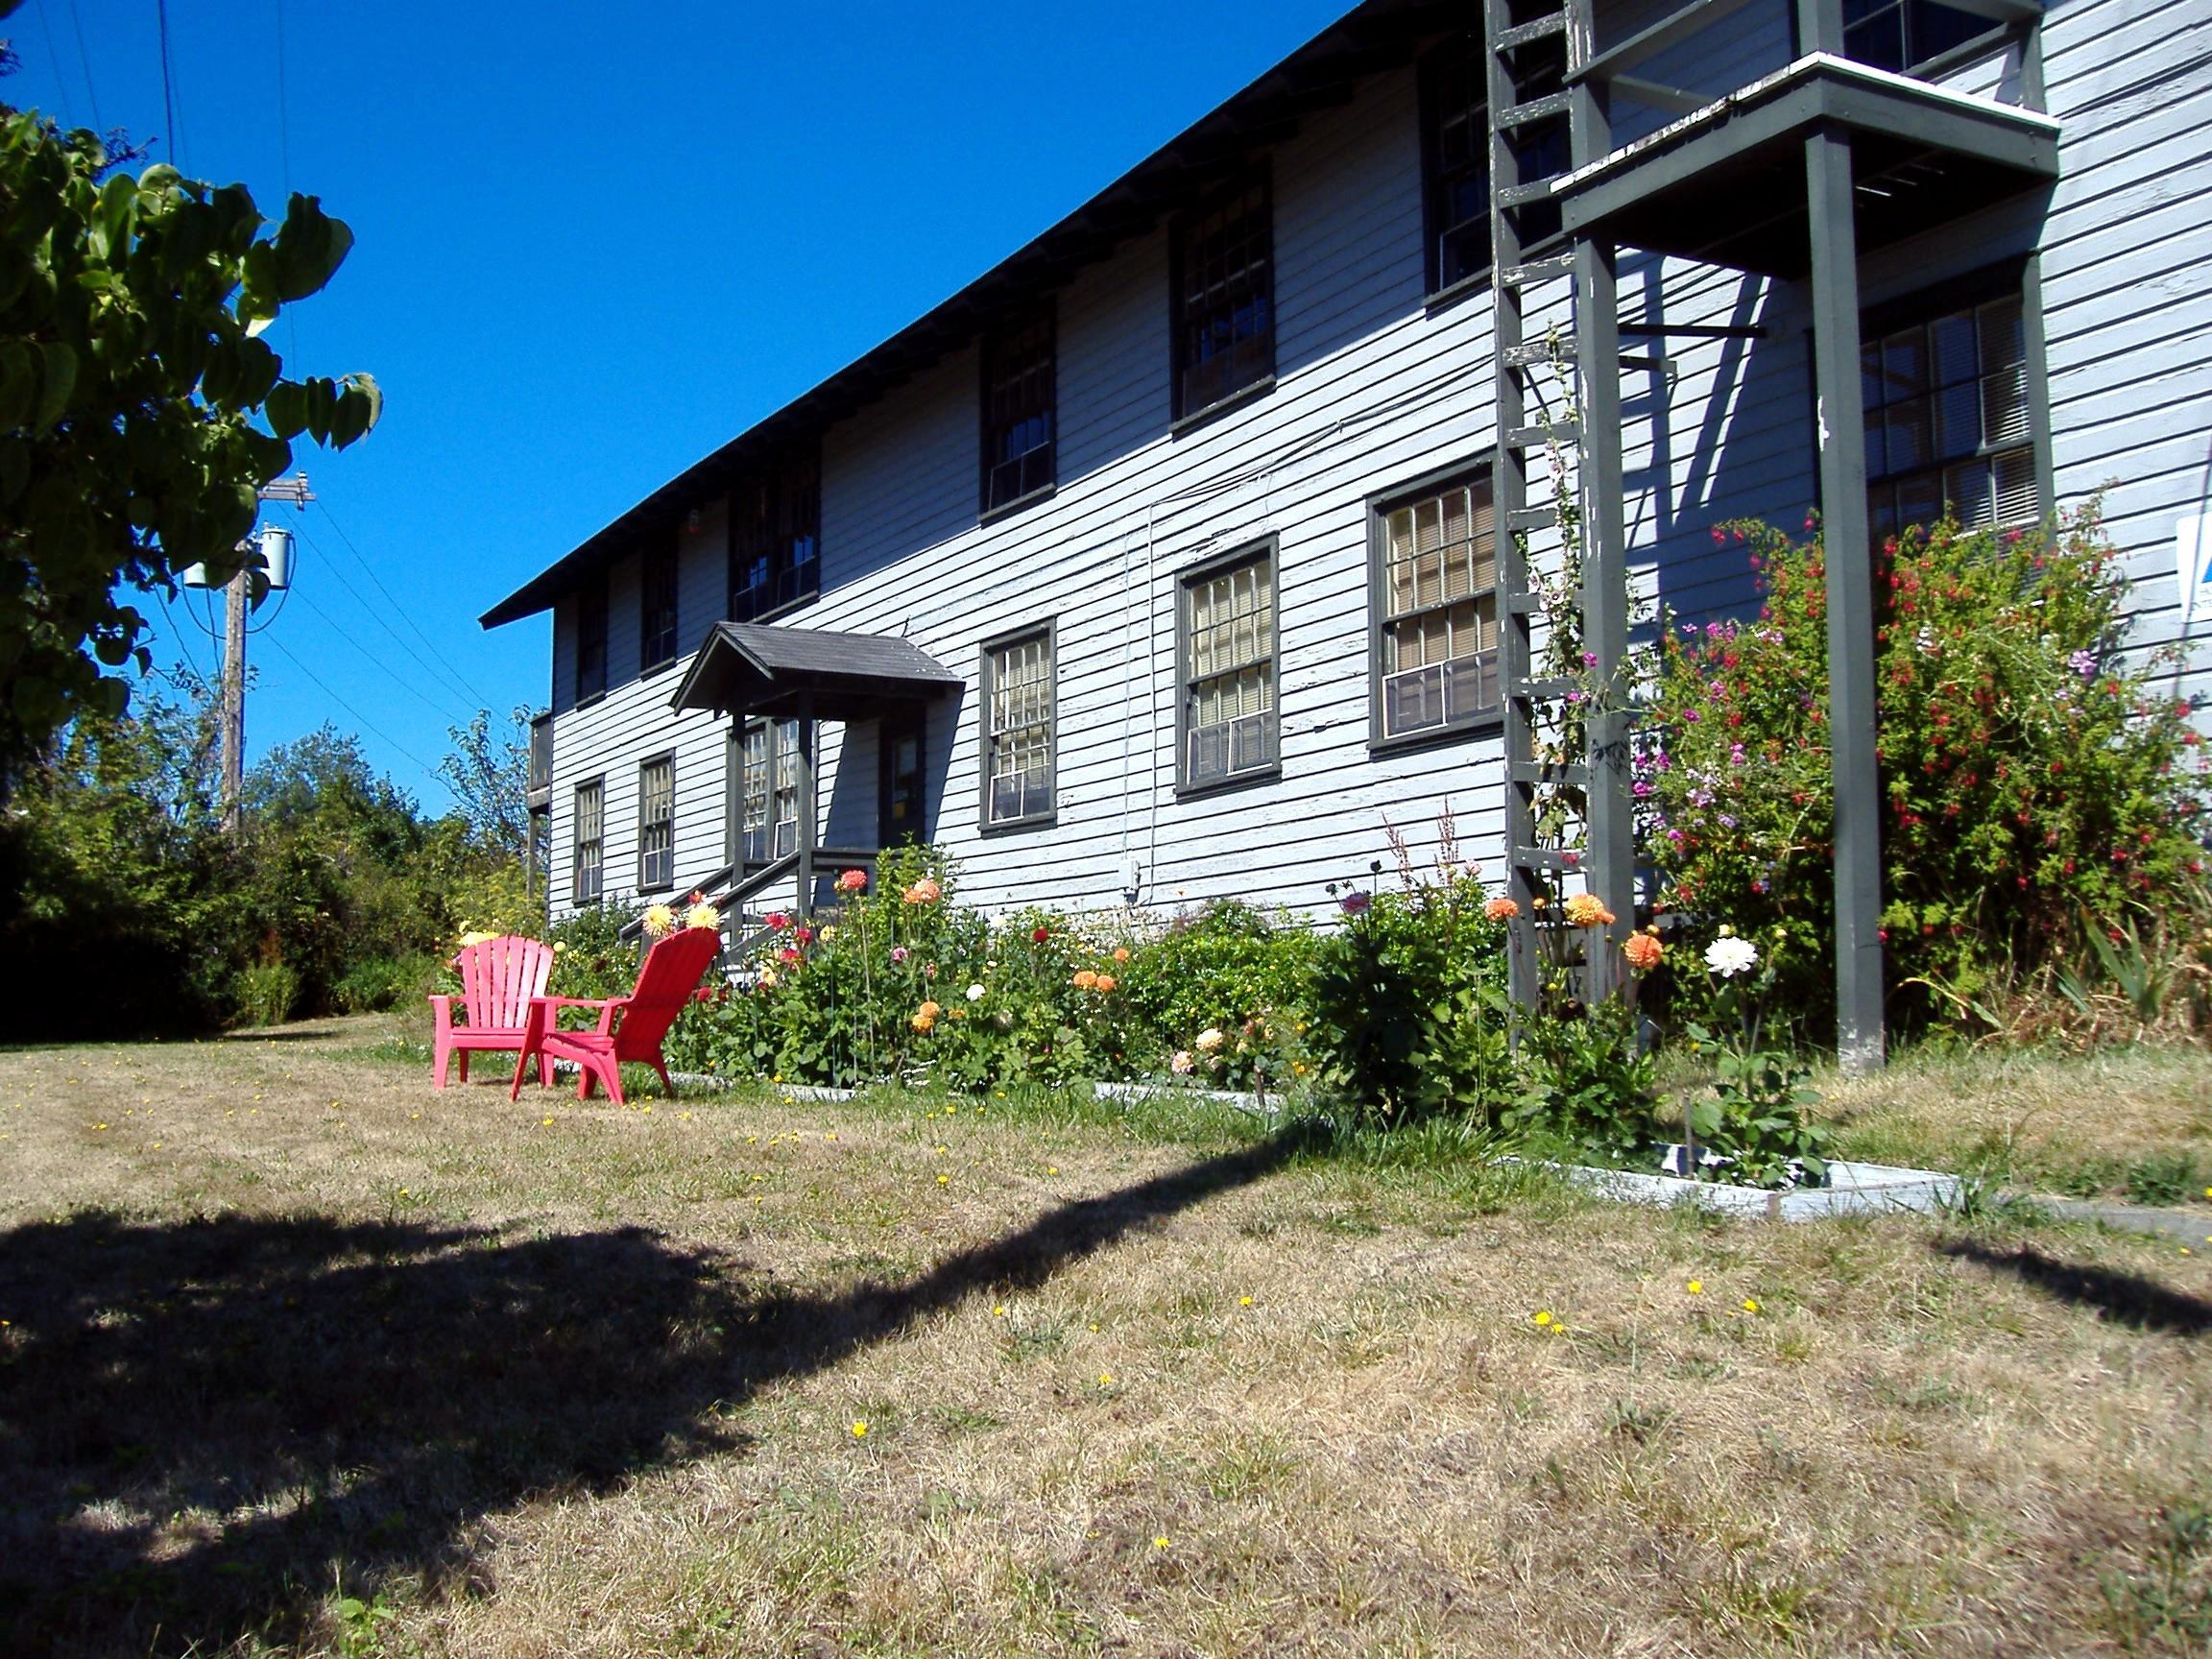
[456,935,556,1031]
[612,929,720,1058]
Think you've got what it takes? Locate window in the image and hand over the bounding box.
[573,778,604,903]
[1842,0,2002,73]
[637,755,674,889]
[982,312,1056,514]
[640,544,678,671]
[1422,34,1490,293]
[1863,283,2038,543]
[880,712,926,845]
[729,450,821,623]
[575,580,608,704]
[1172,175,1274,420]
[1375,471,1500,741]
[981,626,1054,828]
[1179,547,1278,788]
[737,719,802,862]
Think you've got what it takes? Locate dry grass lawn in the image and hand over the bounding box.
[4,1020,2211,1658]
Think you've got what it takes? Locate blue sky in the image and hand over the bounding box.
[8,0,1352,807]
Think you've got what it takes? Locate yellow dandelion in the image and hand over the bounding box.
[1743,1297,1761,1313]
[1154,1535,1169,1550]
[851,1420,869,1438]
[994,1305,1007,1317]
[541,1116,553,1126]
[1687,1280,1704,1295]
[1239,1296,1254,1307]
[938,1173,950,1185]
[1099,1372,1115,1386]
[1047,1166,1060,1176]
[826,1131,836,1142]
[1530,1310,1553,1327]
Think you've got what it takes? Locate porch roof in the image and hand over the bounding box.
[1558,54,2061,276]
[669,622,963,723]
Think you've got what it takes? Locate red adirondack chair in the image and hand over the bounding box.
[511,926,720,1107]
[429,934,558,1089]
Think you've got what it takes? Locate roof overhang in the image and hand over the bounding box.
[1559,54,2060,276]
[669,623,963,722]
[478,0,1464,631]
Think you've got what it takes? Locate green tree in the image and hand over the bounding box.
[0,90,381,780]
[438,707,534,856]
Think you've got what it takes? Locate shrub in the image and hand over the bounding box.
[1640,508,2210,1035]
[234,959,301,1027]
[331,953,437,1014]
[1116,900,1316,1090]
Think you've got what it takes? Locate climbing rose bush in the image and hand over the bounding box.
[1639,508,2209,1028]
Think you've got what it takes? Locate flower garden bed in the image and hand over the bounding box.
[1540,1147,1962,1222]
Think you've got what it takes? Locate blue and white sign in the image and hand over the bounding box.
[2181,515,2212,634]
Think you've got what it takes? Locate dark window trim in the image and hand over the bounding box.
[1363,453,1504,754]
[1168,168,1276,424]
[574,579,609,707]
[637,751,676,892]
[1858,254,2050,537]
[724,723,741,871]
[733,715,803,867]
[1169,373,1278,440]
[727,445,823,624]
[572,774,606,906]
[1419,30,1491,299]
[1173,537,1283,797]
[976,616,1059,833]
[979,305,1059,518]
[639,543,679,673]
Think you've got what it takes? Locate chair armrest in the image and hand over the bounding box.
[428,995,457,1034]
[534,994,626,1034]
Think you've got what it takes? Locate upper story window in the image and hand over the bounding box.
[1842,0,2003,74]
[640,545,679,672]
[573,778,604,903]
[981,625,1055,828]
[1864,280,2039,543]
[729,449,821,624]
[982,312,1057,515]
[1421,34,1490,294]
[735,718,801,864]
[637,755,674,889]
[1375,470,1500,742]
[1179,545,1278,789]
[1172,175,1274,421]
[575,579,608,705]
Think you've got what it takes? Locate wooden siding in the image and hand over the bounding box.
[536,0,2212,926]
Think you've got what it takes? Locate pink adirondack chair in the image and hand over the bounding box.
[511,926,720,1107]
[428,934,557,1090]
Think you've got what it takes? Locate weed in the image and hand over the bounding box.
[2104,1502,2212,1649]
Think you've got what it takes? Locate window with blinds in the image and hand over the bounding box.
[1864,291,2038,542]
[1378,473,1499,739]
[982,314,1056,514]
[738,719,802,863]
[573,779,604,903]
[1182,550,1277,787]
[637,756,674,889]
[984,628,1054,827]
[1173,176,1274,419]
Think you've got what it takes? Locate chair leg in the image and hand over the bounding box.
[459,1050,470,1084]
[651,1059,674,1098]
[601,1058,627,1108]
[510,1048,532,1102]
[433,1037,450,1091]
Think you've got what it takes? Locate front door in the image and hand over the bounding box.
[878,712,924,849]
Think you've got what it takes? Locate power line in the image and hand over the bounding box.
[260,630,442,776]
[293,523,495,717]
[311,504,506,709]
[291,586,477,726]
[65,0,104,134]
[273,0,301,368]
[34,4,79,130]
[153,0,182,168]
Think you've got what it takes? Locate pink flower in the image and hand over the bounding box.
[1340,891,1370,915]
[764,911,791,931]
[835,868,869,893]
[902,878,942,904]
[1032,926,1050,944]
[891,945,910,963]
[778,947,800,964]
[793,926,815,945]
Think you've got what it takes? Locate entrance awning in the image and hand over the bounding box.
[669,622,963,721]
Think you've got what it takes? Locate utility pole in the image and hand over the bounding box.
[215,473,315,832]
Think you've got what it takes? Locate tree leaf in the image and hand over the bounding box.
[263,379,307,439]
[34,342,77,430]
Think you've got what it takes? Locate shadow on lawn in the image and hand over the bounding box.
[0,1126,1313,1656]
[1938,1238,2212,1335]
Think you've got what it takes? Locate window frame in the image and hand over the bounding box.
[1174,540,1282,796]
[977,619,1058,833]
[639,543,679,674]
[727,447,823,625]
[1859,256,2052,547]
[878,709,928,847]
[1838,0,2021,81]
[1168,170,1277,428]
[979,308,1058,519]
[637,753,675,892]
[572,776,605,904]
[733,717,802,865]
[1366,459,1505,753]
[574,579,608,707]
[1419,31,1492,302]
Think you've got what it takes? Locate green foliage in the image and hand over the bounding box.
[1306,866,1507,1123]
[1640,509,2210,1035]
[1505,998,1655,1166]
[234,959,300,1027]
[0,111,379,769]
[331,952,436,1015]
[1672,934,1834,1189]
[1116,900,1314,1091]
[2103,1501,2212,1649]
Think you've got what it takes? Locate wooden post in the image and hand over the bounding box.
[795,691,818,920]
[220,565,248,833]
[1805,127,1886,1071]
